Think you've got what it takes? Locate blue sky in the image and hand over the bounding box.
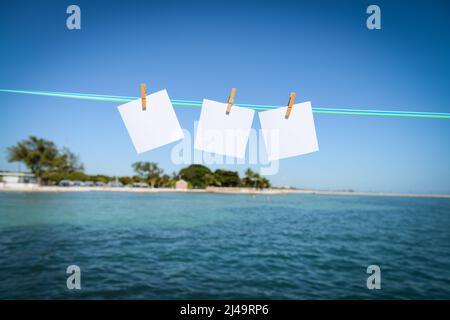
[1,0,450,193]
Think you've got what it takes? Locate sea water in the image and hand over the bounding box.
[0,192,449,299]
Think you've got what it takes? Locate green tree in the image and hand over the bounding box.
[131,175,144,183]
[7,136,59,180]
[119,176,133,185]
[241,168,271,189]
[92,175,110,183]
[7,136,84,184]
[132,162,163,188]
[256,177,271,189]
[214,169,241,187]
[203,173,220,187]
[178,164,212,188]
[55,147,84,174]
[66,172,89,181]
[44,148,84,183]
[157,174,174,188]
[242,168,257,187]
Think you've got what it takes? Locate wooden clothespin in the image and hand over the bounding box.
[140,83,147,111]
[226,88,236,115]
[285,92,296,119]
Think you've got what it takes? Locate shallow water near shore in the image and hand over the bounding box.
[0,191,449,299]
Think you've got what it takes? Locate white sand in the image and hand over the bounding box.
[0,184,449,198]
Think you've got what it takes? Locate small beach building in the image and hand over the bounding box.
[0,171,38,189]
[175,179,188,190]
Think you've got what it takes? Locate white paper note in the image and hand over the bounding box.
[118,89,184,154]
[194,99,255,159]
[258,101,319,161]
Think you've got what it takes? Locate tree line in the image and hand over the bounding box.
[6,136,271,189]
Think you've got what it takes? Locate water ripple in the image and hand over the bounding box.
[0,192,449,299]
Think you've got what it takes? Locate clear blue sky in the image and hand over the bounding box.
[1,0,450,193]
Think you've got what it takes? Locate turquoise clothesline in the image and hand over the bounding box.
[1,89,450,119]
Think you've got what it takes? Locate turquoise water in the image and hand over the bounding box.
[0,192,449,299]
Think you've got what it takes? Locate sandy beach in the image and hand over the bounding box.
[1,184,449,199]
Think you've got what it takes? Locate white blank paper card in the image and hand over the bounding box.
[194,99,255,159]
[118,89,184,154]
[258,101,319,161]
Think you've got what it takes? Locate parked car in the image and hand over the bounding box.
[83,181,94,187]
[132,182,149,188]
[107,181,123,188]
[72,181,83,186]
[59,180,74,187]
[95,181,106,187]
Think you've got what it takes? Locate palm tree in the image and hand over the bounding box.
[132,162,163,188]
[7,136,84,184]
[242,168,271,189]
[243,168,258,188]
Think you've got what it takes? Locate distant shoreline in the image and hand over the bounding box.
[0,185,449,199]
